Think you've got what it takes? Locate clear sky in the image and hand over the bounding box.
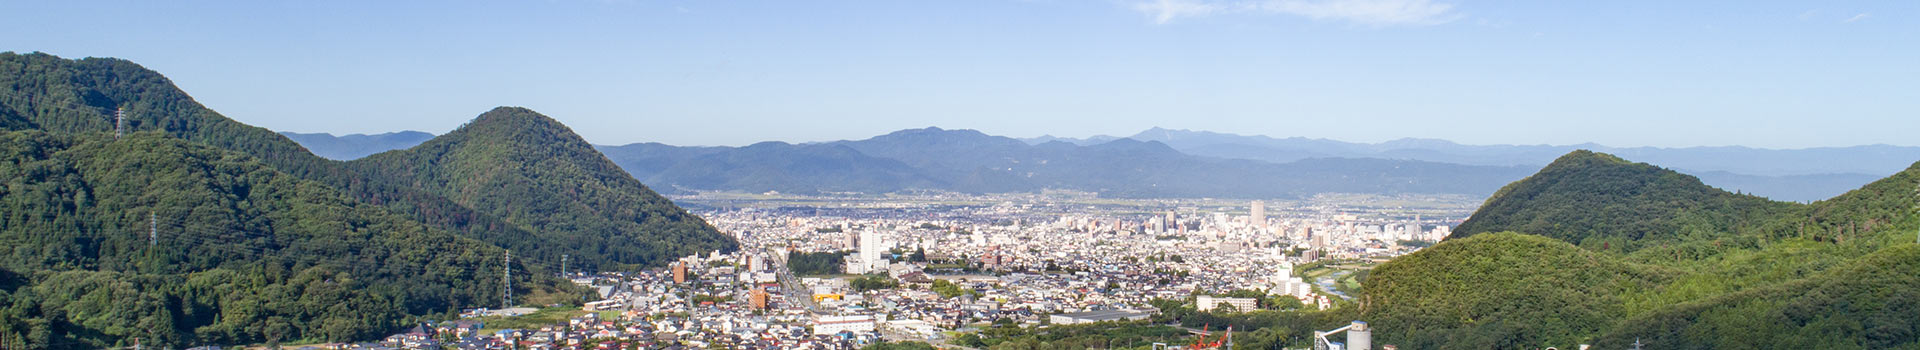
[2,0,1914,148]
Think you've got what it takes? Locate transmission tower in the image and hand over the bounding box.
[502,249,512,309]
[562,254,569,277]
[149,212,157,246]
[115,107,125,138]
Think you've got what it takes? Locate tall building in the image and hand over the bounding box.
[1251,200,1266,231]
[749,288,769,310]
[847,229,889,274]
[672,262,687,284]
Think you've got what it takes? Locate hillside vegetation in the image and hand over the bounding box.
[1363,233,1672,349]
[350,107,736,271]
[0,131,582,348]
[1361,150,1920,348]
[0,52,734,349]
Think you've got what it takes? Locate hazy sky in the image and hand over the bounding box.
[2,0,1915,148]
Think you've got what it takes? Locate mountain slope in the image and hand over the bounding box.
[0,131,579,349]
[351,107,736,271]
[0,52,555,270]
[279,131,434,160]
[1363,232,1673,349]
[1449,150,1796,252]
[1596,244,1919,349]
[1363,151,1920,348]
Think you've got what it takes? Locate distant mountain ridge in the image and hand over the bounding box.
[1036,127,1920,177]
[286,126,1910,201]
[600,127,1535,198]
[1026,127,1920,202]
[279,131,433,160]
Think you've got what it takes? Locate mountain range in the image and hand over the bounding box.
[599,127,1536,199]
[279,131,432,160]
[290,126,1910,201]
[0,52,733,348]
[1362,150,1920,348]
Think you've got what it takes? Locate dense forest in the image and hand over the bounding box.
[350,107,736,271]
[0,131,584,348]
[0,52,736,349]
[0,52,735,273]
[1357,150,1920,348]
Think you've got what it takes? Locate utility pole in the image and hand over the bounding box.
[502,249,512,309]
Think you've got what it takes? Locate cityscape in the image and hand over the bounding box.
[322,193,1474,350]
[2,1,1916,350]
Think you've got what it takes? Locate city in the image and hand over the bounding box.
[304,192,1474,350]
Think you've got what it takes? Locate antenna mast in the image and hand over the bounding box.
[502,249,512,309]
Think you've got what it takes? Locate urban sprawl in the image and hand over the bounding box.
[296,193,1475,350]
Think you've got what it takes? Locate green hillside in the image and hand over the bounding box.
[1450,150,1796,253]
[1361,150,1920,348]
[1597,244,1919,350]
[351,107,736,271]
[0,52,554,269]
[0,131,581,349]
[1362,232,1673,349]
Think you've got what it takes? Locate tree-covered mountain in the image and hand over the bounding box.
[599,127,1536,198]
[0,131,582,349]
[1449,150,1796,252]
[350,107,736,271]
[0,52,556,270]
[1364,233,1673,349]
[1358,150,1920,349]
[0,52,734,348]
[279,131,434,160]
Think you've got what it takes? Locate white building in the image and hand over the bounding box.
[1197,296,1259,312]
[1050,310,1152,325]
[813,314,877,335]
[846,229,891,274]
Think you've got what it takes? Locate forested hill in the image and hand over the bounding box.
[1449,150,1797,251]
[0,52,732,348]
[351,107,736,271]
[0,52,554,269]
[1361,150,1919,348]
[0,131,583,349]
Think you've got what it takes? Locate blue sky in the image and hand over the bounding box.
[2,0,1914,148]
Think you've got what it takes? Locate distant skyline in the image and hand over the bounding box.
[3,0,1915,148]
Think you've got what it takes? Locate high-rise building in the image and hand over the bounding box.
[1251,200,1266,231]
[848,229,889,274]
[673,262,687,284]
[749,288,769,310]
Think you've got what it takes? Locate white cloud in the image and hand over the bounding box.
[1130,0,1460,26]
[1844,13,1870,23]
